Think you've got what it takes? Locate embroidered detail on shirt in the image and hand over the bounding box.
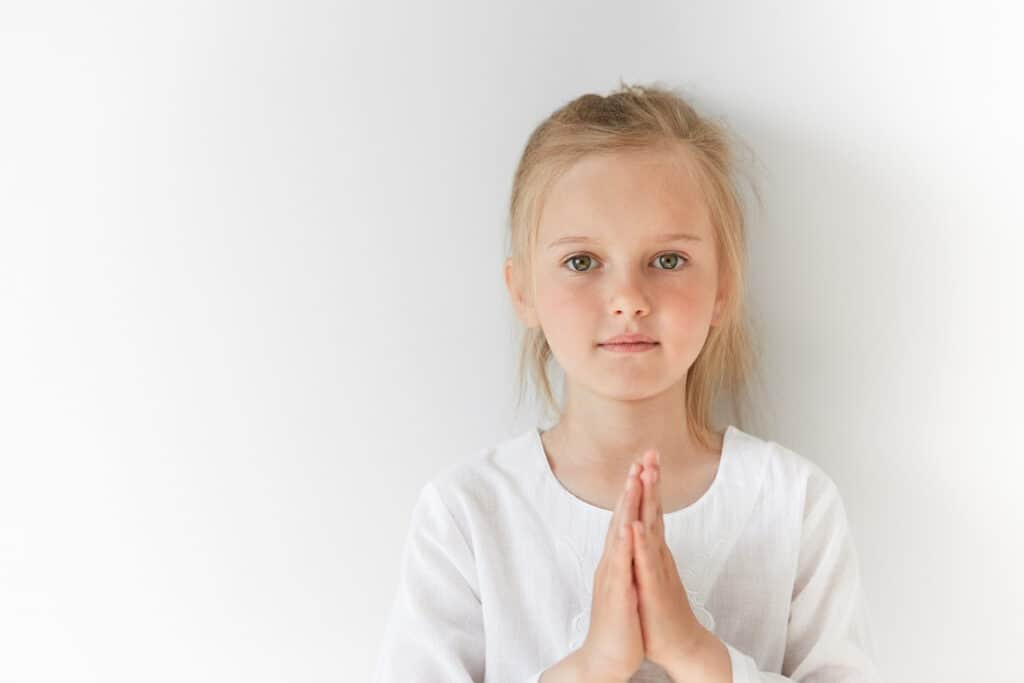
[677,535,727,632]
[555,533,590,648]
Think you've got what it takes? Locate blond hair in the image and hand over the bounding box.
[505,80,767,452]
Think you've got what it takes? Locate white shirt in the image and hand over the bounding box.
[373,425,882,682]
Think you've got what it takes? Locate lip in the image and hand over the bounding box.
[600,333,657,345]
[599,342,658,353]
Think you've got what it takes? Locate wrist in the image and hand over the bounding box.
[663,627,711,677]
[571,646,630,683]
[539,646,627,683]
[664,628,733,683]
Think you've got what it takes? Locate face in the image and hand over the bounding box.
[505,146,726,401]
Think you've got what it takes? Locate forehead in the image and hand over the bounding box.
[537,147,713,246]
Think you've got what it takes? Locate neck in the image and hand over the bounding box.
[543,380,713,476]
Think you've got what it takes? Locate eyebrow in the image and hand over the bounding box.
[546,232,703,249]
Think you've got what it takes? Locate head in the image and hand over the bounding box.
[503,81,762,452]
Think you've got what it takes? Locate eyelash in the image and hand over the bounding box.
[560,252,690,274]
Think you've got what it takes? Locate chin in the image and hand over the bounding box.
[588,377,673,402]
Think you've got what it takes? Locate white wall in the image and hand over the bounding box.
[1,1,1020,681]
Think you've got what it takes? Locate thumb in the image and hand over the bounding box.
[615,519,634,584]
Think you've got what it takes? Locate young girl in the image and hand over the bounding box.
[373,82,881,682]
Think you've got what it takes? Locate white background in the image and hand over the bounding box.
[2,1,1021,681]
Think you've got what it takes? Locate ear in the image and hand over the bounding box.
[710,278,728,327]
[504,258,540,329]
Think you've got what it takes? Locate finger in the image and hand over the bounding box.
[607,474,634,567]
[618,466,641,539]
[632,518,652,587]
[615,498,634,580]
[641,449,661,533]
[615,472,641,578]
[605,462,640,550]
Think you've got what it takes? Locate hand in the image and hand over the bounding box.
[630,449,709,671]
[577,462,646,681]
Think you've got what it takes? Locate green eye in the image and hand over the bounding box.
[656,253,685,270]
[564,254,595,272]
[561,252,689,273]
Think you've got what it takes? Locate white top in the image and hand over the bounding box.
[373,425,883,682]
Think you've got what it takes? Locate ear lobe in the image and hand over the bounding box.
[709,296,725,328]
[504,258,539,329]
[711,278,729,327]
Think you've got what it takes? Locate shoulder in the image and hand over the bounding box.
[415,427,544,532]
[728,425,844,513]
[427,428,537,493]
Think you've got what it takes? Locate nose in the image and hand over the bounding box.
[607,275,650,318]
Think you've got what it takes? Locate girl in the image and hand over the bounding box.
[373,82,881,682]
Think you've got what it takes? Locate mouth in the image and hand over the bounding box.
[598,341,659,353]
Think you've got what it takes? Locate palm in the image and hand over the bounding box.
[584,465,647,679]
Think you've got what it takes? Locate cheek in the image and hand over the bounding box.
[660,283,717,332]
[535,284,597,339]
[665,287,704,313]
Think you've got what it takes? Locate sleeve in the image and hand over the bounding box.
[372,480,487,683]
[721,471,884,682]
